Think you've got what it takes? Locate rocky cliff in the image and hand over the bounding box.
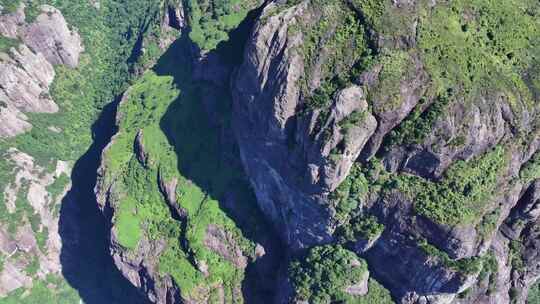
[232,0,540,303]
[0,3,82,138]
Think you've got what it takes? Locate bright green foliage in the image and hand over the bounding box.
[351,279,394,304]
[1,274,80,304]
[102,67,257,298]
[337,215,384,243]
[395,146,508,226]
[331,163,370,222]
[417,0,540,106]
[185,0,260,51]
[289,245,368,303]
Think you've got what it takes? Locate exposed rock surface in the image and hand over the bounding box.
[231,0,540,303]
[20,5,83,67]
[0,148,71,296]
[0,4,83,138]
[233,1,379,250]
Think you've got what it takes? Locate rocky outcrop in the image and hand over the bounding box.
[20,5,83,68]
[0,4,83,138]
[203,224,249,269]
[0,45,56,137]
[232,1,379,250]
[231,0,540,303]
[0,148,71,296]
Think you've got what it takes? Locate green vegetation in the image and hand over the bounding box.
[384,94,451,147]
[290,245,394,303]
[529,280,540,304]
[0,0,168,167]
[509,240,525,272]
[24,256,40,276]
[478,251,498,295]
[520,151,540,183]
[0,0,20,14]
[0,1,175,302]
[394,146,508,226]
[417,238,483,275]
[417,0,539,108]
[476,207,501,241]
[0,35,19,53]
[369,50,412,112]
[102,63,258,298]
[331,163,369,222]
[185,0,260,51]
[1,274,80,304]
[293,0,369,100]
[337,215,384,244]
[45,173,70,203]
[289,245,368,303]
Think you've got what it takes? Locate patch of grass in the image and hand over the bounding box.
[417,0,539,109]
[114,195,141,250]
[25,256,40,276]
[0,0,20,14]
[369,50,413,112]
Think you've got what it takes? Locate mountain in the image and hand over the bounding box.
[1,0,540,304]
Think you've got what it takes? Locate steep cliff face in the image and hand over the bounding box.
[93,1,271,303]
[232,0,540,303]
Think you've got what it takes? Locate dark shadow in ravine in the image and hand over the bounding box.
[58,99,150,304]
[153,3,285,303]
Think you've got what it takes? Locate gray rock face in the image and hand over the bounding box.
[21,5,83,68]
[0,45,56,137]
[232,1,377,250]
[231,1,540,303]
[0,4,83,138]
